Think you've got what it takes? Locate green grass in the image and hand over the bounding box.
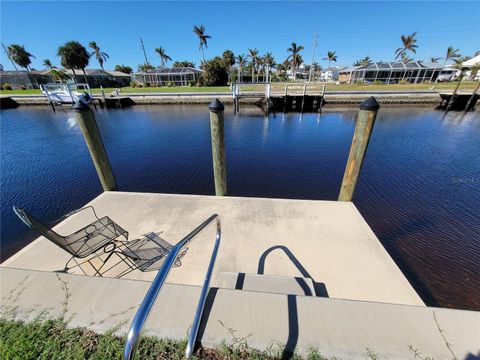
[1,81,477,95]
[0,318,335,360]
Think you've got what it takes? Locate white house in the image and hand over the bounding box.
[320,66,345,82]
[460,54,480,80]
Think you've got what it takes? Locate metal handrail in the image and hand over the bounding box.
[123,214,221,360]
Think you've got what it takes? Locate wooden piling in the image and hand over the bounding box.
[209,99,227,196]
[319,83,326,114]
[338,97,379,202]
[100,86,107,104]
[74,100,117,191]
[301,83,307,113]
[114,88,121,108]
[464,82,480,112]
[444,81,461,113]
[44,87,56,112]
[283,84,288,112]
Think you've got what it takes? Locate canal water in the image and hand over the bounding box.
[1,105,479,310]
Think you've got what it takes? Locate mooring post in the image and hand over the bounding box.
[301,83,307,113]
[100,85,107,105]
[74,99,117,191]
[209,99,227,196]
[445,81,461,113]
[283,84,288,112]
[338,97,379,201]
[319,83,326,114]
[464,82,480,112]
[42,85,56,112]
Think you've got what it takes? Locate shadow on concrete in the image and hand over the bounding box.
[281,295,298,360]
[257,245,329,359]
[257,245,329,298]
[196,287,218,345]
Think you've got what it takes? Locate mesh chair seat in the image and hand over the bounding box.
[120,233,185,273]
[65,216,128,258]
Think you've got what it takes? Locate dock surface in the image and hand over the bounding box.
[3,191,423,306]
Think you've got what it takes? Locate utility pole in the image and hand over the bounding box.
[140,37,150,65]
[1,42,18,70]
[309,31,317,83]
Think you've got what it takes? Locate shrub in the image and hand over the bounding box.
[198,56,228,86]
[144,81,151,87]
[399,79,407,85]
[130,81,137,88]
[355,80,363,84]
[373,80,382,85]
[136,83,143,88]
[167,81,175,87]
[20,85,27,90]
[188,80,196,87]
[3,83,12,90]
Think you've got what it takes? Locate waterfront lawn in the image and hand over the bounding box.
[0,318,332,360]
[0,81,477,95]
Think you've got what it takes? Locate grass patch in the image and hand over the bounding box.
[0,318,335,360]
[1,81,477,96]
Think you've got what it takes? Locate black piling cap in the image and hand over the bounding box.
[209,98,225,113]
[360,96,380,111]
[73,99,91,111]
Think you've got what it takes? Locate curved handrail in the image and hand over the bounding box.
[123,214,221,360]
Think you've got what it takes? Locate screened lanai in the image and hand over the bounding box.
[133,67,202,86]
[338,61,446,84]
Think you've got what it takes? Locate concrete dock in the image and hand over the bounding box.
[2,192,479,358]
[3,191,422,305]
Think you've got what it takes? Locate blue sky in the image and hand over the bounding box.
[1,1,479,70]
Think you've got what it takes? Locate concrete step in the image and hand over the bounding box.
[2,267,478,359]
[217,272,315,296]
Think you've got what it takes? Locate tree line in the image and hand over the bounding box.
[3,27,475,87]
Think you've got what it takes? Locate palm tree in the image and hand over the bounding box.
[57,41,90,83]
[312,62,322,81]
[287,42,304,81]
[395,32,418,60]
[155,47,172,68]
[444,46,461,64]
[89,41,109,70]
[430,57,442,63]
[193,25,211,63]
[43,59,54,69]
[236,54,247,82]
[248,48,259,82]
[323,51,337,72]
[50,68,71,83]
[469,63,480,80]
[263,52,275,83]
[7,44,35,71]
[353,56,371,66]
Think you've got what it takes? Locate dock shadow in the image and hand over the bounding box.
[195,287,218,346]
[257,245,329,298]
[257,245,329,359]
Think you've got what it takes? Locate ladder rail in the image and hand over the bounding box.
[123,214,221,360]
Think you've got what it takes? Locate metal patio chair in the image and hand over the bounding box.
[111,232,187,278]
[13,206,129,276]
[77,231,188,278]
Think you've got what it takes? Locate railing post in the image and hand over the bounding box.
[209,99,227,196]
[74,99,117,191]
[338,96,379,201]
